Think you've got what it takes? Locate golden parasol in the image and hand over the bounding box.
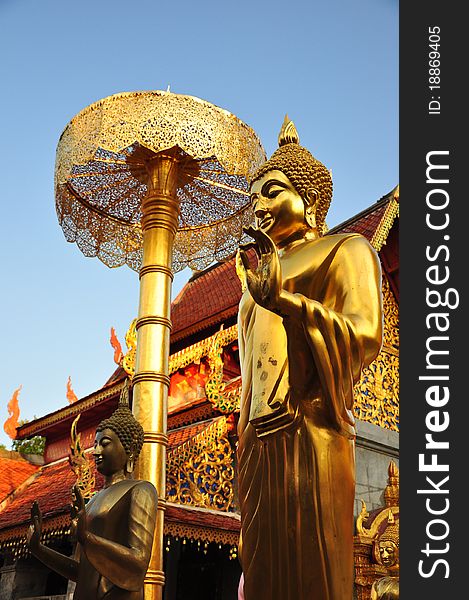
[55,90,266,599]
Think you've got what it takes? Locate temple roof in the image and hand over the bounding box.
[0,415,239,555]
[171,259,242,344]
[0,457,79,531]
[0,188,398,556]
[0,418,224,532]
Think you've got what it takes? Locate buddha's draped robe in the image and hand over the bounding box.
[74,479,157,600]
[237,233,383,600]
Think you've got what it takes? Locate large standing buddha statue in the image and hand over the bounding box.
[237,117,383,600]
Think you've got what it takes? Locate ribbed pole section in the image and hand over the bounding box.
[133,152,180,600]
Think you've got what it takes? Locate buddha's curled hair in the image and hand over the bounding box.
[96,380,144,459]
[250,117,333,235]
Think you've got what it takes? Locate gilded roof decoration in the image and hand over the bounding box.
[353,276,399,431]
[370,185,399,251]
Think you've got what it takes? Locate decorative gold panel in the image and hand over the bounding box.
[205,329,241,413]
[122,321,238,379]
[370,186,399,252]
[166,417,235,511]
[354,276,399,431]
[163,522,239,550]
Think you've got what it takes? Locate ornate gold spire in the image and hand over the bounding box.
[384,460,399,507]
[119,377,131,407]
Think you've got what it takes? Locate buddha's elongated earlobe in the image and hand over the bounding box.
[126,453,134,474]
[305,206,316,229]
[305,187,319,229]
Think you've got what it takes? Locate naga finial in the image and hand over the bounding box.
[69,414,95,500]
[278,114,300,147]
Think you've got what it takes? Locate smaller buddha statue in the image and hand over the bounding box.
[376,513,399,572]
[371,576,399,600]
[27,379,158,599]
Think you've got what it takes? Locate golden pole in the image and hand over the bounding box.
[132,151,181,600]
[54,90,266,599]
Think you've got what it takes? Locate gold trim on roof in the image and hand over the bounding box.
[164,520,239,548]
[19,326,239,438]
[18,381,124,438]
[205,328,241,414]
[0,513,71,559]
[370,185,399,251]
[123,322,239,379]
[171,325,238,374]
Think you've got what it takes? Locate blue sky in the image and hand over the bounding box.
[0,0,398,448]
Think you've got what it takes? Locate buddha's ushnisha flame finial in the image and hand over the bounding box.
[119,378,131,408]
[278,115,300,147]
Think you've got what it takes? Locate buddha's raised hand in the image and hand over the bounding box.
[27,501,43,551]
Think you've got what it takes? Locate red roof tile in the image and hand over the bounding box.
[0,460,74,529]
[333,203,388,240]
[168,419,217,450]
[0,458,104,530]
[328,192,395,241]
[166,502,240,532]
[0,454,39,502]
[170,258,243,342]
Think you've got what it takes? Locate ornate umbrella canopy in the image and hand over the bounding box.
[55,91,266,272]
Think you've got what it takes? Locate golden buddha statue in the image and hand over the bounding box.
[236,117,383,600]
[27,381,158,599]
[377,517,400,572]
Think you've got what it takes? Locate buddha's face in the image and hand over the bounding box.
[93,428,128,476]
[379,540,399,567]
[250,170,310,246]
